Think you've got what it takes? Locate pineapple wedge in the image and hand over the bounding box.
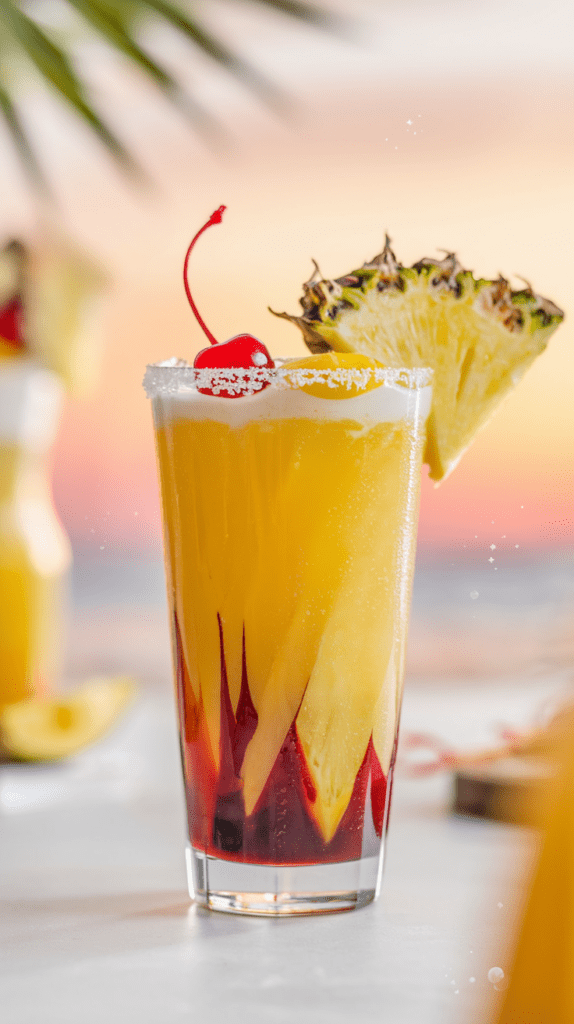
[0,677,136,761]
[273,242,564,481]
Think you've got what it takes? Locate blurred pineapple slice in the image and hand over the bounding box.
[274,242,564,481]
[0,677,136,761]
[26,231,108,395]
[0,231,107,391]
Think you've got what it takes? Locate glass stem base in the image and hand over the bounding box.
[186,846,383,916]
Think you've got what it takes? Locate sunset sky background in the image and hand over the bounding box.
[1,0,572,568]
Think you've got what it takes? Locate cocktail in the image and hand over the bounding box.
[145,207,563,915]
[146,354,430,914]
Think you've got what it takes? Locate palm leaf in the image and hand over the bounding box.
[1,1,135,170]
[0,0,335,187]
[143,0,280,100]
[66,0,178,93]
[249,0,334,29]
[0,80,46,190]
[65,0,221,134]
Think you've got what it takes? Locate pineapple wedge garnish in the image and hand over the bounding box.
[273,241,564,481]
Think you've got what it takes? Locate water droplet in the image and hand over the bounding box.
[488,967,505,986]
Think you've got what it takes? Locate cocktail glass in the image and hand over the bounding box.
[144,361,432,915]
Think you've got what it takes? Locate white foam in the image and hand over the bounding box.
[144,361,432,428]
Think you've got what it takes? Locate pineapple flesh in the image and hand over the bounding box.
[0,677,136,761]
[273,241,564,481]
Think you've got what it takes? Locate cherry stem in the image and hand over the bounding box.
[183,205,226,346]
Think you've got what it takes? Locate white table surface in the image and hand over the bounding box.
[2,676,557,1024]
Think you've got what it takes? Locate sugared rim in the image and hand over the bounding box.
[143,360,433,397]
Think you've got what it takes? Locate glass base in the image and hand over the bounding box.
[186,846,382,916]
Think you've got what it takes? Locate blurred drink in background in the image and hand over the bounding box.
[0,233,106,709]
[0,359,70,707]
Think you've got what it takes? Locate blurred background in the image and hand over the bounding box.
[1,5,573,1019]
[1,0,572,691]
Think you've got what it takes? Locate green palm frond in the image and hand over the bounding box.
[0,0,335,189]
[0,79,45,186]
[250,0,332,28]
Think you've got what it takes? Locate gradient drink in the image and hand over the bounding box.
[145,360,431,914]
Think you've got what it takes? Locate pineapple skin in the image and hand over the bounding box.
[273,243,564,481]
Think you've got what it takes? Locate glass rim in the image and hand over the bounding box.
[143,360,433,398]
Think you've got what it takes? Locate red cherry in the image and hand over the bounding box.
[0,295,25,349]
[194,333,274,399]
[183,207,274,397]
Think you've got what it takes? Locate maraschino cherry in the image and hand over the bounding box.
[0,295,25,350]
[184,206,274,397]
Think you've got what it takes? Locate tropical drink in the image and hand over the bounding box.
[0,360,70,709]
[145,358,431,913]
[145,206,563,915]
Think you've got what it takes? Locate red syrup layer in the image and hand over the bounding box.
[174,612,389,864]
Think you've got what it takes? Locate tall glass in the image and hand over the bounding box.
[144,361,432,915]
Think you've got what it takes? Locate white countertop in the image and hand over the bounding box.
[2,677,553,1024]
